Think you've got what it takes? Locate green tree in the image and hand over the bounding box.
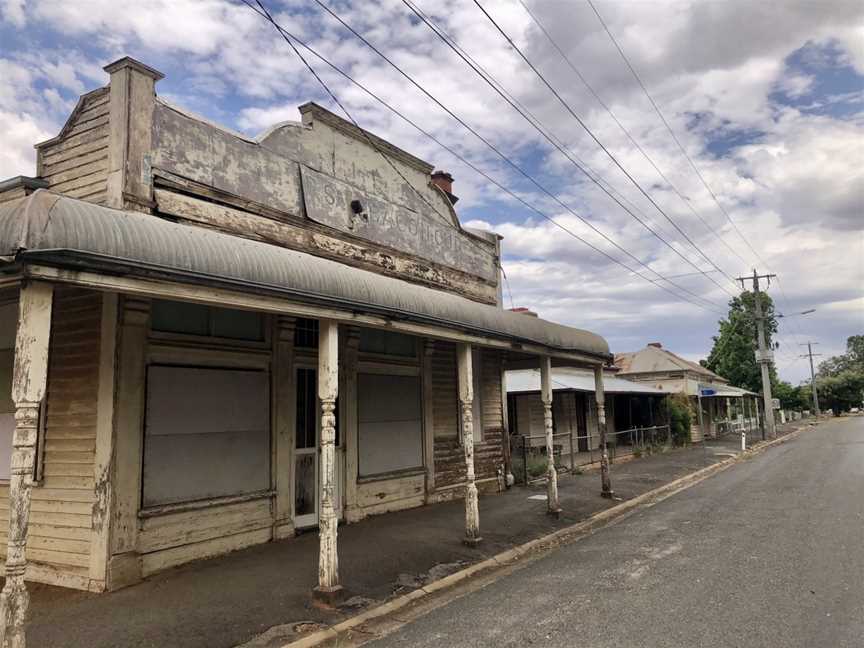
[704,291,779,393]
[815,335,864,412]
[774,381,807,410]
[817,334,864,377]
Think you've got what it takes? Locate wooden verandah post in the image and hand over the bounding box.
[457,343,481,545]
[0,282,53,648]
[314,319,342,604]
[539,356,560,515]
[593,365,614,499]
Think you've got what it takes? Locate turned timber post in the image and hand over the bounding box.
[593,365,614,499]
[314,319,342,603]
[0,282,53,648]
[539,356,560,515]
[457,343,481,545]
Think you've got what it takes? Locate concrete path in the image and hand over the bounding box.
[22,430,790,647]
[363,417,863,648]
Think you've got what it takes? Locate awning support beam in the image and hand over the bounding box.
[457,344,481,546]
[540,356,560,516]
[594,366,614,499]
[0,281,53,648]
[313,319,342,605]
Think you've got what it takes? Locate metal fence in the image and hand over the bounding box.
[510,424,671,486]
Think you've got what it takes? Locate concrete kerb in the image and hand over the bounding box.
[274,424,809,648]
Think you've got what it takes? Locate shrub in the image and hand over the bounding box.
[667,393,692,446]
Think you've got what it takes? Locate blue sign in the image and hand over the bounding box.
[700,388,717,396]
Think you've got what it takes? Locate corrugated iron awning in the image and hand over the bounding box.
[506,368,670,395]
[0,191,610,360]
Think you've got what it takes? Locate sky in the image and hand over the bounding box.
[1,0,862,385]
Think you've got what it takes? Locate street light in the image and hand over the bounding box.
[777,308,815,318]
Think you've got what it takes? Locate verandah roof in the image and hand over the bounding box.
[0,190,610,361]
[506,368,670,395]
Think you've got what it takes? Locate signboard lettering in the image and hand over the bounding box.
[301,166,497,281]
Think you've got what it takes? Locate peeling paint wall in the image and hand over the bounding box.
[150,101,499,302]
[0,287,103,591]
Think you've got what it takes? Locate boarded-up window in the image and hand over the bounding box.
[143,365,270,507]
[358,374,422,477]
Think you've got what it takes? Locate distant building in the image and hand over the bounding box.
[615,343,760,441]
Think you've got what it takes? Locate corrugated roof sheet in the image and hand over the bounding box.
[615,345,725,381]
[506,368,670,395]
[0,191,610,359]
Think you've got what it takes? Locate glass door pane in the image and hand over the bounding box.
[295,368,318,527]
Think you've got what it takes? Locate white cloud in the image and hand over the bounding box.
[0,0,862,385]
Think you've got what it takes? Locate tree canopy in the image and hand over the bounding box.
[814,335,864,413]
[703,291,778,393]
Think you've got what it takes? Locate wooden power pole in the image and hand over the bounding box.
[736,270,777,439]
[800,342,822,417]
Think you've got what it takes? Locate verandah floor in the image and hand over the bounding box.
[20,429,793,648]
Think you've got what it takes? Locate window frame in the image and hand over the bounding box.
[140,339,273,513]
[149,300,270,350]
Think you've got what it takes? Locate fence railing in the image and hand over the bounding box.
[510,424,671,486]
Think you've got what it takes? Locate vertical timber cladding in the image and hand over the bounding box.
[36,88,111,205]
[431,343,505,494]
[0,288,103,591]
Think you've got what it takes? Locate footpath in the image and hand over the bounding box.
[23,424,808,648]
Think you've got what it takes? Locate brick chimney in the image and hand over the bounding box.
[431,170,458,205]
[648,342,662,348]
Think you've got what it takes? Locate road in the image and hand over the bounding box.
[366,418,864,648]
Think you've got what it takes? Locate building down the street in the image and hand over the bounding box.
[0,57,615,644]
[505,366,670,482]
[615,343,761,442]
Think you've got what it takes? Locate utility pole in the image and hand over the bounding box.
[736,270,777,439]
[800,342,822,417]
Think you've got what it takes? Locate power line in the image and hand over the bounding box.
[399,0,725,307]
[240,0,725,315]
[301,0,727,312]
[585,0,813,365]
[472,0,739,298]
[585,0,766,274]
[238,0,501,266]
[401,0,687,252]
[516,0,749,270]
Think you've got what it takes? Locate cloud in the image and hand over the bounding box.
[0,0,861,385]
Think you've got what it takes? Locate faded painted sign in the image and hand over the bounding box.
[301,166,496,281]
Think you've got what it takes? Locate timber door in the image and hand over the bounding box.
[294,366,344,529]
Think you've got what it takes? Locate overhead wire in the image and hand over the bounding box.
[472,0,739,298]
[516,0,749,270]
[399,0,727,309]
[239,0,725,315]
[304,0,729,311]
[585,0,810,352]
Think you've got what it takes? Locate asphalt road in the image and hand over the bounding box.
[366,418,864,648]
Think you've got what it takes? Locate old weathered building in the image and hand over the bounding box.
[615,343,760,441]
[0,57,613,645]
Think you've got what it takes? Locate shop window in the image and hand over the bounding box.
[358,328,416,357]
[358,373,423,477]
[142,365,270,507]
[151,299,264,342]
